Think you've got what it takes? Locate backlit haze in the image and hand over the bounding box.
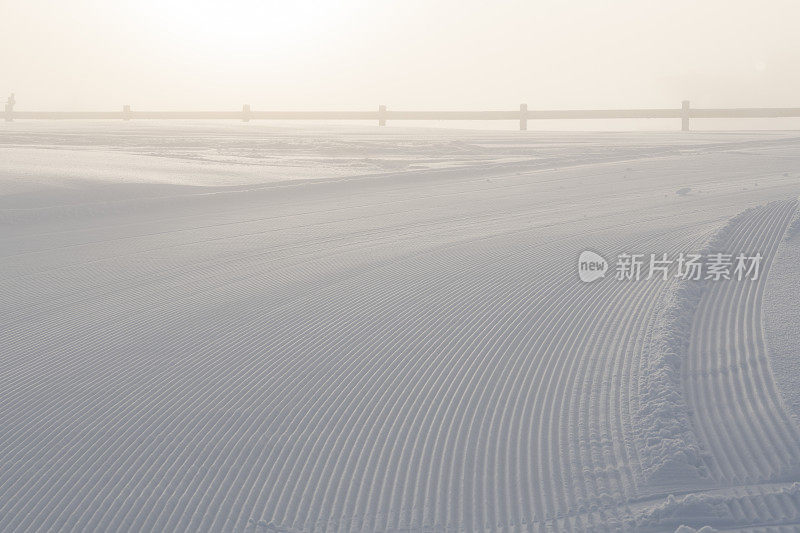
[2,0,800,128]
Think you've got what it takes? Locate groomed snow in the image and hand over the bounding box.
[2,124,800,532]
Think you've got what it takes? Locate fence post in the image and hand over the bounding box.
[242,104,251,122]
[4,93,15,122]
[681,100,690,131]
[378,105,386,126]
[123,105,131,121]
[519,103,528,131]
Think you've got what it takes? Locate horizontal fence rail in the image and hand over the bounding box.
[4,97,800,131]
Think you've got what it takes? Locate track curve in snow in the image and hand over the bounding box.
[4,130,800,532]
[684,199,800,487]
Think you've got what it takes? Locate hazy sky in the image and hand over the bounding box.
[2,0,799,111]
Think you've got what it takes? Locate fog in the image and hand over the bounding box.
[6,3,800,531]
[2,0,799,113]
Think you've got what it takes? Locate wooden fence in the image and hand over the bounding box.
[5,96,800,131]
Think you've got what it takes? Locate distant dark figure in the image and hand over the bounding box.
[4,93,14,121]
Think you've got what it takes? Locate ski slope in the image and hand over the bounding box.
[2,124,800,532]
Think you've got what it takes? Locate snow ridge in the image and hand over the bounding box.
[638,277,708,486]
[637,482,800,531]
[636,203,784,488]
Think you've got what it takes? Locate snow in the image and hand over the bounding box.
[2,123,800,531]
[764,210,800,426]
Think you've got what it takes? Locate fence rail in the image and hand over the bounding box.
[5,97,800,131]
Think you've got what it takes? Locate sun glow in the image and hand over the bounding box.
[141,1,352,62]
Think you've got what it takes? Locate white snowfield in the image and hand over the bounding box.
[2,123,800,532]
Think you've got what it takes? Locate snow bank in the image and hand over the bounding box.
[635,482,800,531]
[636,209,751,488]
[674,526,718,533]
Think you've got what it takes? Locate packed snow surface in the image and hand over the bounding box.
[2,123,800,532]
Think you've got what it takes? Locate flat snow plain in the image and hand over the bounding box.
[2,123,800,532]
